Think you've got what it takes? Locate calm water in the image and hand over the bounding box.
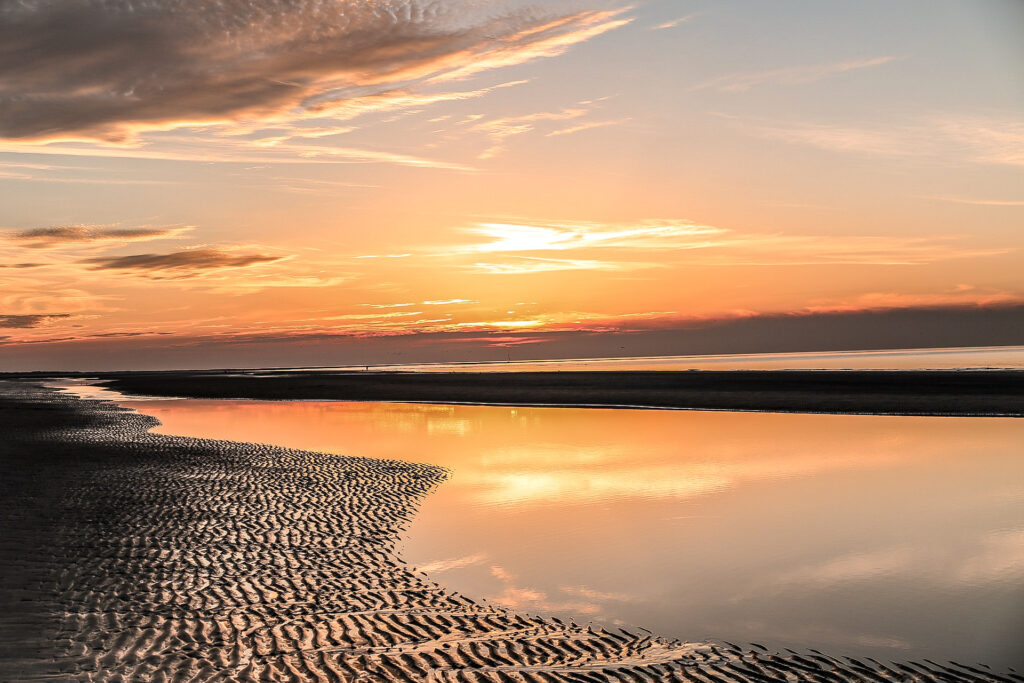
[252,345,1024,373]
[52,380,1024,668]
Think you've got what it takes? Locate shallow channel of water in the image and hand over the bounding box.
[53,381,1024,668]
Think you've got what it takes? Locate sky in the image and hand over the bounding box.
[1,0,1022,370]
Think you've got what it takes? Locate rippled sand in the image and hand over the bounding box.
[0,380,1018,681]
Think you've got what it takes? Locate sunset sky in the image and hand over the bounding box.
[1,0,1022,370]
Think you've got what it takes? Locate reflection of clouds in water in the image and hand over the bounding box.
[458,441,937,507]
[735,620,913,652]
[466,468,729,505]
[769,548,917,586]
[51,395,1023,663]
[559,585,635,602]
[955,529,1024,583]
[484,565,638,619]
[748,529,1024,597]
[415,553,488,574]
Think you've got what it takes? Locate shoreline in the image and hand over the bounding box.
[68,369,1024,416]
[1,379,1019,680]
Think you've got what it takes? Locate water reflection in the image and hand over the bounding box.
[51,387,1024,667]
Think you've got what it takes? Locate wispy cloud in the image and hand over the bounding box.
[924,196,1024,207]
[692,56,899,92]
[453,220,724,253]
[469,95,621,158]
[0,138,474,170]
[751,114,1024,168]
[440,219,1008,267]
[473,106,589,159]
[546,118,629,137]
[8,225,191,249]
[362,299,476,307]
[422,298,476,306]
[651,13,700,30]
[803,287,1023,313]
[470,256,660,274]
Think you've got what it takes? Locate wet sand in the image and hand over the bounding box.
[1,380,1020,681]
[91,369,1024,416]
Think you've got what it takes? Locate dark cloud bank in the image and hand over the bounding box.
[3,304,1022,371]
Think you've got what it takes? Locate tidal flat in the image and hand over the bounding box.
[1,379,1021,681]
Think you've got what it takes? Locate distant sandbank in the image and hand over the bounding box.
[72,369,1024,416]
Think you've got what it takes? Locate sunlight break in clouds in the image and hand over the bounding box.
[0,1,631,143]
[456,220,724,253]
[440,219,1009,268]
[470,256,660,275]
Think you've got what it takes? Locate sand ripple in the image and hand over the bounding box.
[0,381,1018,681]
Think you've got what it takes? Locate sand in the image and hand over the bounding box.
[86,369,1024,416]
[1,379,1019,681]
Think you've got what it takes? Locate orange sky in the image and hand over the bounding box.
[1,1,1022,369]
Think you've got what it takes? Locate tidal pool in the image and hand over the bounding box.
[53,382,1024,668]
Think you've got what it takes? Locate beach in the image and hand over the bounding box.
[1,378,1020,681]
[87,369,1024,416]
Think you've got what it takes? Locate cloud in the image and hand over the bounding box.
[546,118,629,137]
[470,256,660,274]
[455,220,724,253]
[450,335,549,347]
[0,1,630,143]
[82,248,287,277]
[443,219,1012,267]
[0,313,71,328]
[8,225,190,248]
[651,14,699,30]
[471,95,617,158]
[421,298,476,305]
[925,196,1024,207]
[243,79,529,143]
[0,136,476,170]
[4,301,1023,364]
[752,114,1024,168]
[691,56,899,92]
[473,105,590,159]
